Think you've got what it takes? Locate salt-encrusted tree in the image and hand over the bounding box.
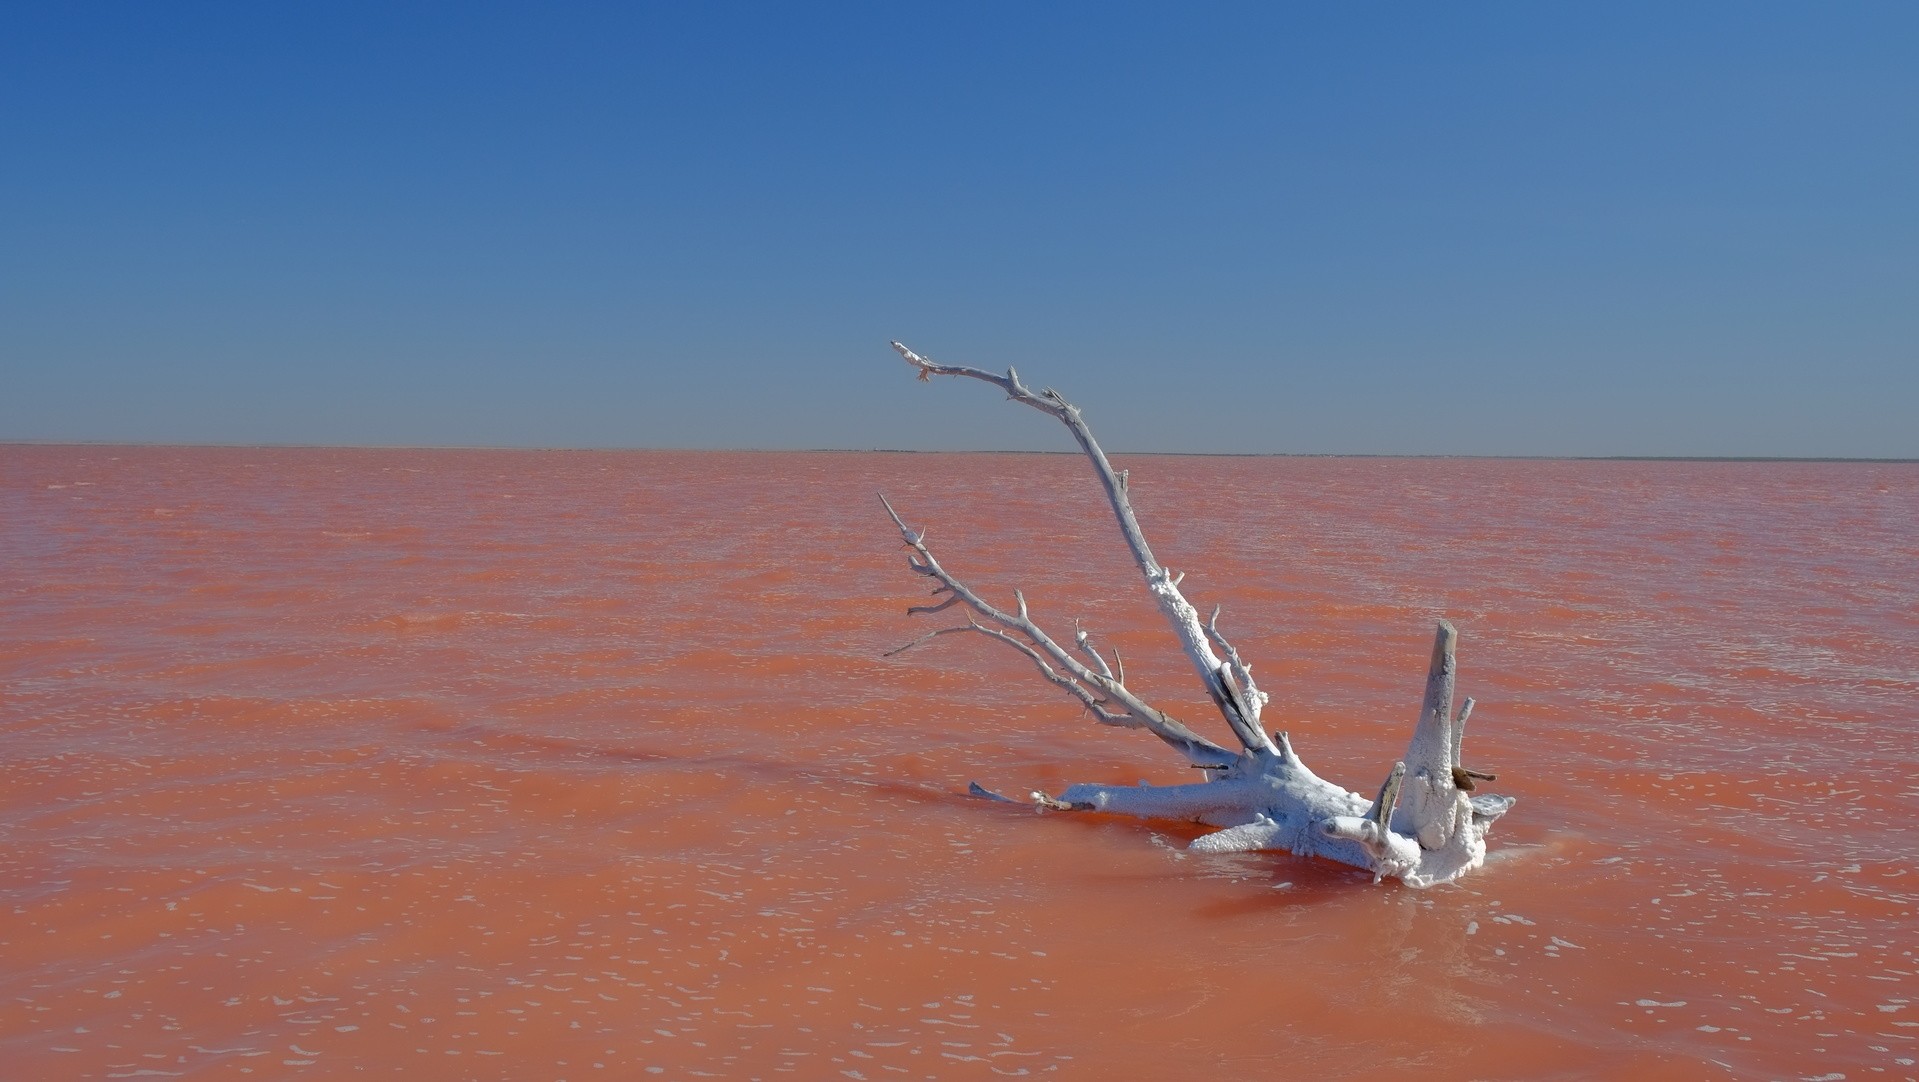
[880,342,1513,887]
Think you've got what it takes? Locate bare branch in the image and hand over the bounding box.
[963,620,1130,724]
[882,623,976,659]
[1206,605,1270,716]
[907,593,962,617]
[967,781,1019,803]
[894,341,1277,755]
[1073,624,1115,680]
[878,492,1238,767]
[1450,696,1475,766]
[1368,761,1406,828]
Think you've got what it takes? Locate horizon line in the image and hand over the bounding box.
[3,440,1914,464]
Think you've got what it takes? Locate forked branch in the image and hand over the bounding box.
[880,495,1238,768]
[891,341,1275,755]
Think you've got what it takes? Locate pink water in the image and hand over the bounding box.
[3,446,1915,1079]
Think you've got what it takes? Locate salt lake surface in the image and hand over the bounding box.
[2,446,1915,1080]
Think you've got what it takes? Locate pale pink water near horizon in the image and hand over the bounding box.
[3,446,1916,1079]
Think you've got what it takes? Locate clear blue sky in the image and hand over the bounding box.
[3,3,1914,456]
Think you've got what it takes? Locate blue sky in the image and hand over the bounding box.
[3,3,1914,455]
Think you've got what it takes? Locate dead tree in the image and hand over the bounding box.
[880,342,1514,886]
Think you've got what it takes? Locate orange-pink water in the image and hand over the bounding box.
[2,446,1915,1080]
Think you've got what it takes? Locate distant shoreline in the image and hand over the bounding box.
[2,441,1913,463]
